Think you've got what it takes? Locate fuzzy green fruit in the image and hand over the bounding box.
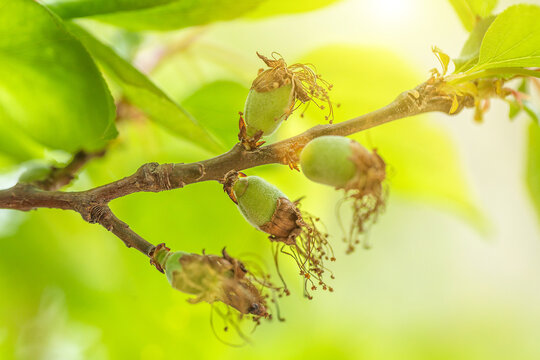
[244,84,293,137]
[300,136,357,188]
[230,175,335,297]
[163,251,188,287]
[233,176,286,228]
[151,245,189,287]
[153,246,269,316]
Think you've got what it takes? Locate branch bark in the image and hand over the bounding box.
[0,80,473,258]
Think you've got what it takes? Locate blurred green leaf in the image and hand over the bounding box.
[91,0,264,31]
[43,0,177,18]
[527,123,540,223]
[0,0,116,153]
[299,45,484,228]
[471,5,540,71]
[508,79,528,120]
[508,102,520,119]
[365,119,485,227]
[69,24,224,153]
[523,102,540,125]
[517,87,540,125]
[182,81,248,148]
[448,0,497,32]
[507,80,540,125]
[453,16,495,72]
[0,125,45,167]
[44,0,340,30]
[246,0,340,18]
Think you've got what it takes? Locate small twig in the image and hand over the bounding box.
[80,204,155,257]
[34,150,106,191]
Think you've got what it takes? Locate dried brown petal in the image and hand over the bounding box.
[251,52,334,122]
[345,142,386,196]
[261,198,335,299]
[167,249,273,317]
[259,197,302,245]
[341,144,387,253]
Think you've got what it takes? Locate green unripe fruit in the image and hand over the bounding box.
[152,246,269,316]
[150,245,190,289]
[300,136,357,188]
[230,175,335,297]
[163,251,188,287]
[244,84,293,137]
[300,136,387,253]
[233,176,286,228]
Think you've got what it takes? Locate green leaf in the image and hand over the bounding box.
[43,0,177,19]
[0,125,44,165]
[68,24,224,153]
[299,45,485,229]
[453,16,495,72]
[510,79,528,117]
[508,100,522,119]
[471,4,540,71]
[0,125,47,172]
[0,0,116,153]
[448,0,498,32]
[91,1,264,31]
[44,0,341,29]
[523,102,540,124]
[527,123,540,223]
[246,0,340,18]
[182,81,248,148]
[508,79,540,123]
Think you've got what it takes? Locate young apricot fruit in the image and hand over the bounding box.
[300,136,387,253]
[299,135,357,188]
[231,175,335,299]
[238,52,334,150]
[244,83,294,138]
[151,244,269,317]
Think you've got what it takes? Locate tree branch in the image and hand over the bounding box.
[79,204,155,257]
[34,150,106,191]
[0,80,473,258]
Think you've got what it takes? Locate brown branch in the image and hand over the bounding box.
[0,184,154,257]
[0,80,474,258]
[78,204,155,257]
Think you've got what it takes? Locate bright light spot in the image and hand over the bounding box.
[367,0,414,25]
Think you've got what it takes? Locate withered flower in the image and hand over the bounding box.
[152,244,275,317]
[226,174,335,299]
[239,52,334,149]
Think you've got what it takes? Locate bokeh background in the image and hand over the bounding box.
[1,0,540,358]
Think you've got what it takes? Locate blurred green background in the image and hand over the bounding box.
[1,0,540,359]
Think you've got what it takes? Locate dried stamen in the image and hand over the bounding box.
[261,197,336,299]
[254,52,335,123]
[154,247,285,323]
[341,144,387,253]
